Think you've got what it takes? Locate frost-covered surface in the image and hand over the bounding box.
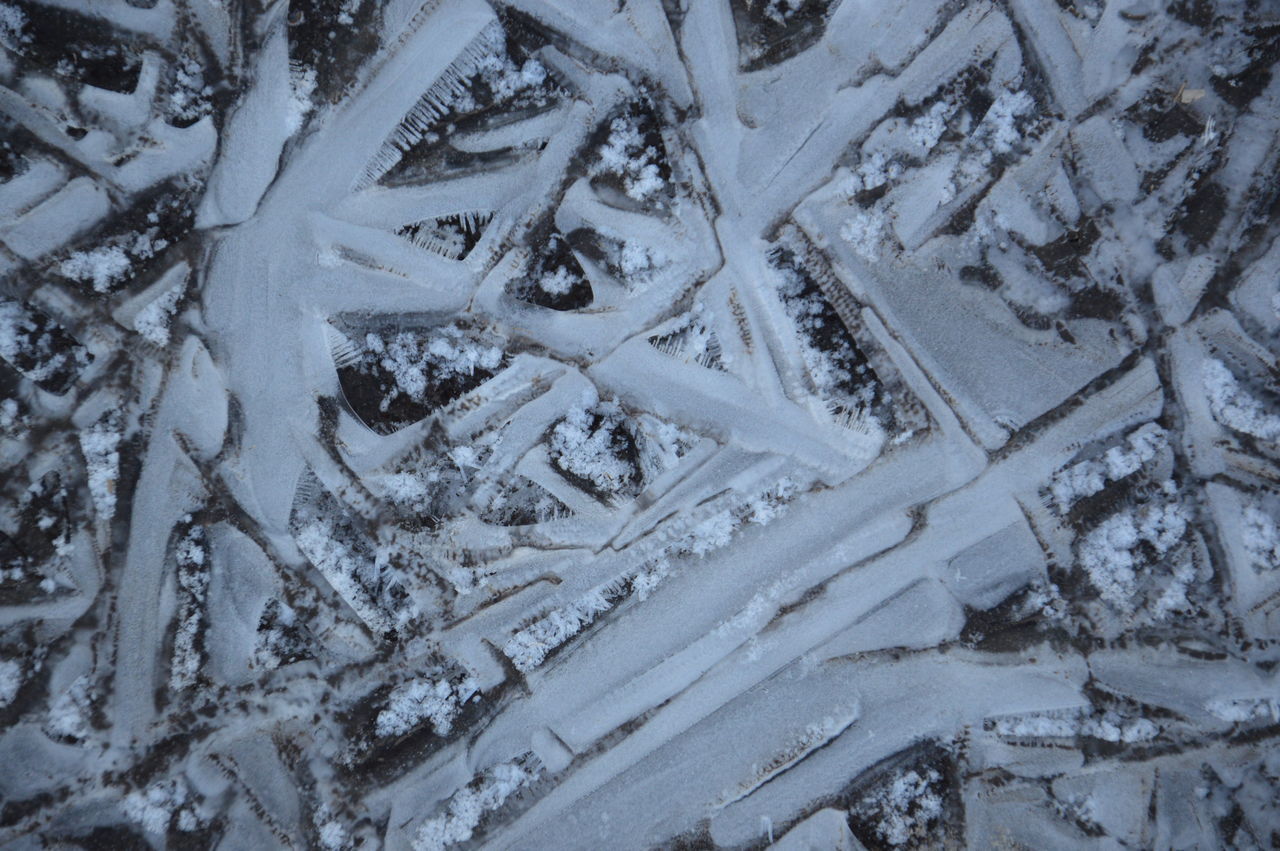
[2,0,1280,849]
[412,758,539,851]
[375,671,478,739]
[1203,358,1280,442]
[78,416,121,524]
[851,766,945,847]
[547,396,644,500]
[1050,422,1168,511]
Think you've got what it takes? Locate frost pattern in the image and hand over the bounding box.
[1050,422,1168,511]
[376,675,478,739]
[412,759,539,851]
[45,675,92,741]
[594,109,668,202]
[1242,502,1280,572]
[170,525,208,692]
[0,658,21,707]
[854,768,944,847]
[503,585,618,672]
[548,397,639,499]
[1203,358,1280,441]
[134,280,185,346]
[79,417,121,523]
[1076,499,1189,609]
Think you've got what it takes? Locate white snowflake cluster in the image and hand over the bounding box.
[0,658,22,707]
[451,31,550,114]
[761,0,803,25]
[595,111,667,202]
[1076,497,1189,610]
[548,397,637,497]
[993,708,1158,743]
[650,305,724,371]
[1203,358,1280,442]
[376,672,479,739]
[361,325,504,409]
[170,525,208,692]
[1204,697,1280,724]
[854,768,944,847]
[0,2,28,45]
[503,586,615,672]
[254,599,309,670]
[773,250,880,410]
[122,779,203,835]
[295,516,418,635]
[839,210,886,262]
[45,675,93,741]
[286,65,318,135]
[1050,422,1168,512]
[59,229,169,293]
[133,279,185,346]
[412,759,539,851]
[0,299,90,388]
[0,397,20,433]
[535,264,579,297]
[168,54,214,124]
[839,87,1035,264]
[79,416,122,523]
[503,477,800,673]
[1242,501,1280,572]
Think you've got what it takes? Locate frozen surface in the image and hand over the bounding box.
[1,0,1279,848]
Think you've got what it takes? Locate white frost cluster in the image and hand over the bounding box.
[1050,422,1168,511]
[854,768,944,847]
[840,210,886,262]
[993,709,1158,743]
[59,246,132,292]
[446,27,550,115]
[362,325,503,409]
[762,0,802,25]
[134,279,185,346]
[1243,502,1280,572]
[983,90,1035,155]
[595,112,666,202]
[1205,697,1280,724]
[503,586,615,672]
[1077,499,1189,609]
[79,417,121,523]
[679,477,799,558]
[45,675,93,741]
[295,518,417,634]
[286,64,318,135]
[650,306,724,371]
[0,658,21,707]
[316,808,351,851]
[0,299,89,388]
[1203,358,1280,442]
[535,265,578,297]
[910,102,952,151]
[503,479,799,672]
[0,3,28,45]
[549,397,636,497]
[123,780,192,835]
[376,673,478,739]
[60,230,170,294]
[617,239,662,278]
[0,397,19,432]
[412,759,539,851]
[169,54,213,124]
[170,526,208,692]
